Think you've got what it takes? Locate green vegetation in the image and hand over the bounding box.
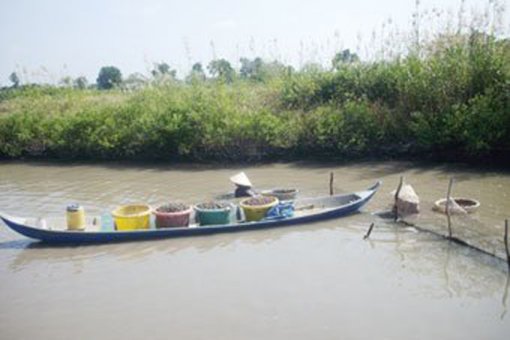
[0,31,509,162]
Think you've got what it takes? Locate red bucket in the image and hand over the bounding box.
[153,206,192,228]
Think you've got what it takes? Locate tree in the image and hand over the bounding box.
[186,62,206,83]
[192,62,204,73]
[96,66,122,90]
[207,59,235,83]
[151,62,176,79]
[239,57,289,81]
[153,62,170,76]
[240,57,264,80]
[74,76,88,89]
[9,72,19,88]
[332,49,359,70]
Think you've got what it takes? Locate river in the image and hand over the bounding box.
[0,161,509,339]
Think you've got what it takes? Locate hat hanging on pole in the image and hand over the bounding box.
[230,172,252,187]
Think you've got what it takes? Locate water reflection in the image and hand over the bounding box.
[363,220,510,313]
[442,242,455,298]
[502,273,510,320]
[4,221,343,271]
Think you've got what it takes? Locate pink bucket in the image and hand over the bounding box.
[154,207,192,228]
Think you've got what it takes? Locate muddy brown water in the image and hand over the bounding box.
[0,161,509,339]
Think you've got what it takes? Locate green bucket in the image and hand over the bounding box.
[194,203,232,226]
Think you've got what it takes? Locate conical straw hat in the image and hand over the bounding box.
[230,172,252,187]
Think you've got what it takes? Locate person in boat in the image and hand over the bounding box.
[235,184,256,198]
[230,172,256,198]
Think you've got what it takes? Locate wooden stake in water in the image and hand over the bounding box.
[364,223,375,240]
[505,219,510,268]
[445,178,454,238]
[394,176,404,222]
[329,172,334,196]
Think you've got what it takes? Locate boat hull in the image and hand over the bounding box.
[0,182,380,244]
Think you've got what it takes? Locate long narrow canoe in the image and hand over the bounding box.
[0,182,380,244]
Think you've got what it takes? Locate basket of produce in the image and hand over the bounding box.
[261,188,298,201]
[154,203,192,228]
[194,201,232,226]
[111,204,151,231]
[239,196,279,222]
[433,197,480,214]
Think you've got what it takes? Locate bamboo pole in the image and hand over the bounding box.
[329,172,334,196]
[445,178,454,238]
[363,223,375,240]
[394,176,404,222]
[505,219,509,268]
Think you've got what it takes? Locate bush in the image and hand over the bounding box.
[301,100,384,157]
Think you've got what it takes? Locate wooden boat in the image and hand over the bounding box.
[0,182,381,244]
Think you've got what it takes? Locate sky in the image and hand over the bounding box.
[0,0,507,86]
